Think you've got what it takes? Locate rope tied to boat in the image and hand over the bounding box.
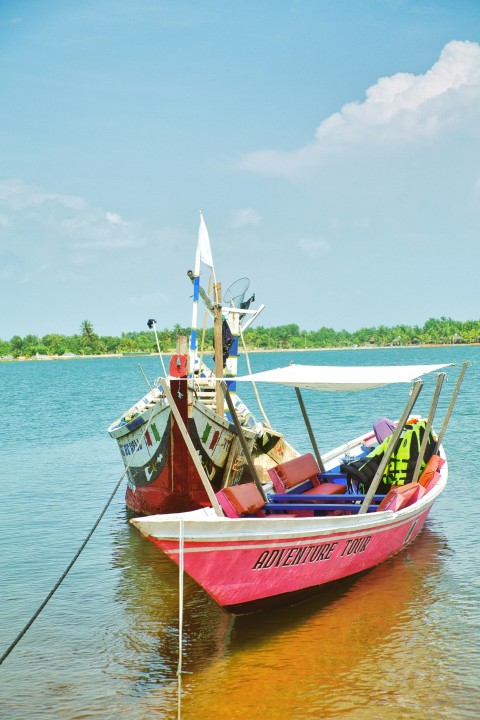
[0,403,160,666]
[177,517,185,720]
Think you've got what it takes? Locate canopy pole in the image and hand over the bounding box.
[434,361,468,454]
[359,379,423,515]
[295,387,325,472]
[411,372,446,485]
[220,381,267,501]
[159,379,224,517]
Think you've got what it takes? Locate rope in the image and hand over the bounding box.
[239,327,272,428]
[138,362,153,390]
[0,403,159,666]
[177,518,185,720]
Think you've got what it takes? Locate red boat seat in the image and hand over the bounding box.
[418,454,445,489]
[216,483,266,518]
[377,482,425,512]
[268,453,346,496]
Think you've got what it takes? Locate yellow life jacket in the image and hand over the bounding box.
[341,420,436,492]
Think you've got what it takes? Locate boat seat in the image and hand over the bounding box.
[418,454,444,491]
[377,482,425,512]
[268,453,346,496]
[216,483,266,518]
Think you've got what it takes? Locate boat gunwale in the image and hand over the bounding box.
[130,457,447,545]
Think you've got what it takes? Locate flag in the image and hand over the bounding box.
[195,212,214,275]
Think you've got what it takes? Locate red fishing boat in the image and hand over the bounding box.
[130,362,466,613]
[108,214,297,515]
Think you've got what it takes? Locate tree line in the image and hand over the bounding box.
[1,317,479,359]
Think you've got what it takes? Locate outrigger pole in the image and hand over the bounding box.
[358,379,423,515]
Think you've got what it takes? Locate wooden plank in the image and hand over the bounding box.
[159,379,224,517]
[220,381,268,501]
[358,379,423,515]
[294,387,325,472]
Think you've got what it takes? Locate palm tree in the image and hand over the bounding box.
[80,320,95,341]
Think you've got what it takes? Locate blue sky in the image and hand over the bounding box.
[1,0,480,338]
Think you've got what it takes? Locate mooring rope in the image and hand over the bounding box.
[0,402,159,666]
[177,517,185,719]
[239,327,272,428]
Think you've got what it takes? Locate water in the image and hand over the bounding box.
[1,347,479,719]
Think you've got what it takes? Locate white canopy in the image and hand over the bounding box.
[235,363,451,392]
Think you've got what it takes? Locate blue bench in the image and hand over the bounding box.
[268,492,384,503]
[265,502,379,515]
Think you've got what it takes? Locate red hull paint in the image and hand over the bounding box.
[125,481,209,515]
[125,375,211,515]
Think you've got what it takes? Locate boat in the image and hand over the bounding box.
[108,214,298,515]
[130,361,466,614]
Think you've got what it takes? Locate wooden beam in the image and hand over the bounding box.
[411,372,446,485]
[213,283,224,417]
[159,379,224,517]
[434,361,468,454]
[295,387,325,472]
[358,379,423,515]
[220,381,268,502]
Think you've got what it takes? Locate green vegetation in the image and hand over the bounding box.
[1,317,479,359]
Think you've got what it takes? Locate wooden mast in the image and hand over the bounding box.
[213,283,224,417]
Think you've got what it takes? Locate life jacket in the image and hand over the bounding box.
[341,420,437,493]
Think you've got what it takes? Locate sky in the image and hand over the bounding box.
[1,0,480,339]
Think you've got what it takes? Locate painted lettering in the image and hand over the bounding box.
[340,535,371,557]
[292,546,310,565]
[121,438,143,456]
[252,542,339,570]
[263,549,283,568]
[282,548,298,567]
[252,550,270,570]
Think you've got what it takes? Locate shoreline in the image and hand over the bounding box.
[1,343,477,363]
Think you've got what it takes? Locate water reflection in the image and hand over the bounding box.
[110,517,462,720]
[109,510,233,690]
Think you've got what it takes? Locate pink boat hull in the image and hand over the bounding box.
[138,499,436,613]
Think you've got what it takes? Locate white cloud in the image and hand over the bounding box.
[240,40,480,177]
[229,208,262,228]
[298,237,330,258]
[0,179,143,253]
[105,211,125,225]
[0,180,86,212]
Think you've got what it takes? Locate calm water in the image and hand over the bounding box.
[1,347,479,719]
